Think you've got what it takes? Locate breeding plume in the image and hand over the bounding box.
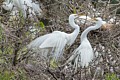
[28,14,89,61]
[64,17,106,71]
[28,14,79,60]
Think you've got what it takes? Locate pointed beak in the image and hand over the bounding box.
[78,13,85,16]
[77,13,86,18]
[88,18,97,22]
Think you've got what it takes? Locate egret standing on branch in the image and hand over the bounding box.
[64,17,106,71]
[28,14,89,61]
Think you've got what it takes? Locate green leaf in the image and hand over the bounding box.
[50,58,60,68]
[0,71,15,80]
[110,0,119,4]
[105,73,119,80]
[0,58,5,63]
[39,21,45,28]
[73,6,76,14]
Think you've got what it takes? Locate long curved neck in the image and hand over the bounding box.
[81,21,102,42]
[69,18,77,28]
[70,24,79,39]
[70,19,80,32]
[68,19,80,45]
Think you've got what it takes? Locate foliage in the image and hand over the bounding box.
[0,2,46,79]
[105,73,119,80]
[0,71,14,80]
[0,69,28,80]
[39,21,45,29]
[110,0,119,4]
[0,0,120,80]
[50,58,59,68]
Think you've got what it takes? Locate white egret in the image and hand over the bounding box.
[64,17,106,70]
[31,0,42,16]
[2,0,14,11]
[28,14,79,60]
[28,14,90,61]
[12,0,42,18]
[2,0,42,18]
[2,0,20,22]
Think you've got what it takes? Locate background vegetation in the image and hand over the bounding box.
[0,0,120,80]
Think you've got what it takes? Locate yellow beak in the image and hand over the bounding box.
[89,18,98,22]
[78,13,85,16]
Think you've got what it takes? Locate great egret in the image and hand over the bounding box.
[28,14,90,61]
[12,0,42,18]
[2,0,14,11]
[2,0,42,18]
[64,17,106,70]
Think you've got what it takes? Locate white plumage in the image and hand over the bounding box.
[31,1,42,16]
[2,0,14,11]
[77,37,94,67]
[28,14,80,60]
[13,0,42,18]
[2,0,42,18]
[65,17,106,70]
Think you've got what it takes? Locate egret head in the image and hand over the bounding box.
[95,19,112,30]
[94,18,107,27]
[90,17,105,24]
[90,17,108,29]
[69,14,80,28]
[69,14,78,21]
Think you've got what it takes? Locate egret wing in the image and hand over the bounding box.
[28,31,68,60]
[66,39,94,71]
[79,46,94,68]
[39,31,68,60]
[27,34,50,49]
[39,31,67,48]
[74,40,94,68]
